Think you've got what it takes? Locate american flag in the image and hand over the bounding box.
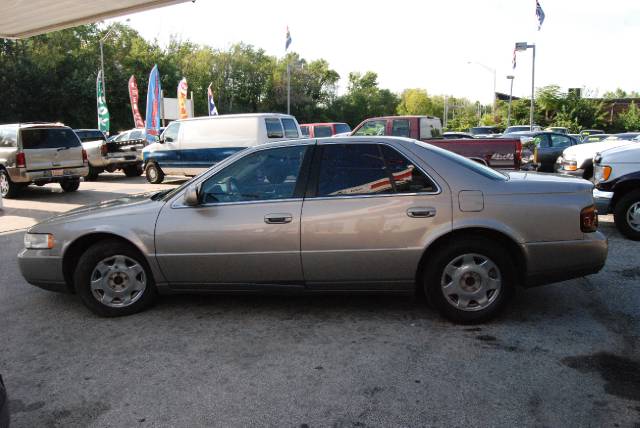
[536,0,545,30]
[285,26,292,50]
[207,83,218,116]
[512,48,517,69]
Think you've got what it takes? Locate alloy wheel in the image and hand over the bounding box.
[90,255,147,308]
[440,253,502,312]
[627,201,640,232]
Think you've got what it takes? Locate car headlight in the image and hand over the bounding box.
[24,233,54,249]
[594,165,612,183]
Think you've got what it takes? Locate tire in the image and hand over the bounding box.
[0,168,23,198]
[423,237,515,323]
[85,166,100,181]
[73,240,157,317]
[59,178,80,192]
[124,164,144,177]
[145,162,164,184]
[613,189,640,240]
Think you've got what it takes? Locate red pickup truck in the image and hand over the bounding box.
[351,116,522,169]
[300,122,351,138]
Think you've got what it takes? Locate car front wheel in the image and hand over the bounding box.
[423,237,514,323]
[614,189,640,240]
[0,169,23,198]
[145,162,164,184]
[74,241,157,316]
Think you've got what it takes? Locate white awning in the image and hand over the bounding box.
[1,0,190,39]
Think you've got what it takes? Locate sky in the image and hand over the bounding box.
[109,0,640,104]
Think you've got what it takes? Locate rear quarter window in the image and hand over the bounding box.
[20,128,80,149]
[265,118,284,138]
[0,127,17,147]
[281,118,299,138]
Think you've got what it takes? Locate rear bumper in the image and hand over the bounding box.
[8,166,88,183]
[91,153,142,168]
[522,232,608,287]
[18,249,69,293]
[593,189,613,214]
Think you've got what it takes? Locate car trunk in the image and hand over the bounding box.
[20,127,84,171]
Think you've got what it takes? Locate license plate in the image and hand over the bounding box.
[51,169,63,177]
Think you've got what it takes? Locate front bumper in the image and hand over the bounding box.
[8,166,88,184]
[521,231,608,287]
[18,248,69,293]
[593,189,613,214]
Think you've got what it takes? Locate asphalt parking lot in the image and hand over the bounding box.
[1,174,639,427]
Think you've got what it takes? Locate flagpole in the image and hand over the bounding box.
[286,61,290,115]
[530,44,536,131]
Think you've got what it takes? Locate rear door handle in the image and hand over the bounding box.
[264,213,293,224]
[407,207,436,218]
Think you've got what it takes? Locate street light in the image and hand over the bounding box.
[99,19,129,97]
[467,61,497,114]
[515,42,536,131]
[506,75,515,127]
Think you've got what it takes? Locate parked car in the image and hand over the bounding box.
[443,132,474,139]
[75,129,144,180]
[558,134,639,179]
[351,116,522,169]
[18,137,607,323]
[580,134,611,144]
[580,129,605,138]
[593,144,640,239]
[469,126,500,137]
[142,113,301,184]
[517,132,580,172]
[300,123,351,138]
[0,375,7,428]
[503,125,542,134]
[545,127,569,134]
[0,123,88,198]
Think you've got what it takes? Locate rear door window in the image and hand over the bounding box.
[353,120,386,136]
[334,123,351,134]
[314,126,333,138]
[265,118,284,138]
[281,118,299,138]
[391,120,411,137]
[20,128,80,149]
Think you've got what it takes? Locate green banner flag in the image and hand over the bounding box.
[96,70,110,134]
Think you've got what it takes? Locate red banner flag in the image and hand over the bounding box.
[128,75,145,128]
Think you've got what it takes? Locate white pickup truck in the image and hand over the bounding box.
[557,133,639,179]
[593,144,640,240]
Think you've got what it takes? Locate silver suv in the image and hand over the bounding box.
[0,123,88,198]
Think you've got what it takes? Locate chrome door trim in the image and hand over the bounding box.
[171,197,303,209]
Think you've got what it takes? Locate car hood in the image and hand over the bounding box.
[505,171,593,194]
[596,143,640,164]
[32,192,165,229]
[563,140,635,160]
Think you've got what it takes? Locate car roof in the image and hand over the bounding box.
[301,122,348,126]
[0,122,68,129]
[176,113,296,123]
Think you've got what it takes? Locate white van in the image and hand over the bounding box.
[142,113,302,183]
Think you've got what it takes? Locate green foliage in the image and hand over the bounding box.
[616,102,640,131]
[332,72,398,127]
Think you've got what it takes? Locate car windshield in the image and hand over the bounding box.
[75,130,106,142]
[415,140,508,181]
[504,126,531,134]
[470,127,496,135]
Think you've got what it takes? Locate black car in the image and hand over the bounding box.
[442,132,474,139]
[516,132,580,172]
[0,375,8,428]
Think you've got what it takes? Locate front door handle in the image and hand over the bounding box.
[264,213,293,224]
[407,207,436,218]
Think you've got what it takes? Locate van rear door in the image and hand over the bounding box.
[20,127,84,171]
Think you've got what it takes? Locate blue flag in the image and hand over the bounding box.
[145,65,162,143]
[536,0,545,30]
[207,83,218,116]
[285,26,292,50]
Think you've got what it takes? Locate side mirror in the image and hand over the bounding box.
[183,185,200,206]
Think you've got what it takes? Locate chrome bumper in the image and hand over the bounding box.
[522,231,608,287]
[18,249,69,293]
[90,152,142,168]
[593,189,613,214]
[8,166,88,183]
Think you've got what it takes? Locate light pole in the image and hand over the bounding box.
[99,20,128,98]
[515,42,536,131]
[506,75,515,127]
[467,61,497,114]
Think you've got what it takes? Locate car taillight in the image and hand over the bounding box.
[82,148,88,165]
[100,143,108,156]
[515,141,522,168]
[16,151,26,168]
[581,205,598,233]
[533,147,538,164]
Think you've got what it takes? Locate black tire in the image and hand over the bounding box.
[145,162,164,184]
[613,189,640,240]
[85,166,101,181]
[59,178,80,192]
[124,164,144,177]
[0,168,23,198]
[423,237,515,324]
[73,240,157,317]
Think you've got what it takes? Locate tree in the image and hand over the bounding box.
[616,102,640,131]
[332,72,398,127]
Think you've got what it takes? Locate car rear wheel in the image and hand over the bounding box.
[423,237,514,323]
[145,162,164,184]
[85,166,100,181]
[614,190,640,240]
[0,169,22,198]
[74,241,157,316]
[123,164,144,177]
[60,178,80,192]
